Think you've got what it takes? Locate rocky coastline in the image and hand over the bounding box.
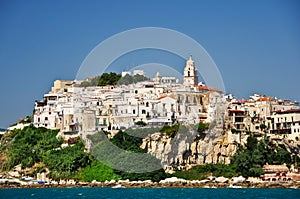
[1,177,299,189]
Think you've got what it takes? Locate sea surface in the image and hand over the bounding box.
[0,188,299,199]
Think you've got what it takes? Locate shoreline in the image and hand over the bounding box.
[1,181,300,189]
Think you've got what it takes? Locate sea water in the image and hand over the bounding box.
[0,188,299,199]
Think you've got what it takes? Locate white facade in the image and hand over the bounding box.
[226,94,299,134]
[270,110,300,134]
[183,55,198,86]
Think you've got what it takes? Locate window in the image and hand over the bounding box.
[45,117,48,121]
[146,102,149,107]
[188,71,190,77]
[133,110,136,114]
[177,96,181,103]
[142,110,146,114]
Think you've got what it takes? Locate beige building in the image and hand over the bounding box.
[183,55,198,86]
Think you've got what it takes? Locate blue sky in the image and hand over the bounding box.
[0,0,299,128]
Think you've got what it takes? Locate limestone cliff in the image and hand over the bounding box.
[140,92,241,172]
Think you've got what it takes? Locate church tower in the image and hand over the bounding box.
[183,55,198,86]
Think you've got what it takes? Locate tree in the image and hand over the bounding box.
[110,130,146,153]
[118,74,134,85]
[260,123,267,132]
[135,121,147,126]
[133,74,148,83]
[245,133,258,151]
[98,72,121,86]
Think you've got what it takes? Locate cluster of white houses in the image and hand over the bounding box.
[34,56,214,137]
[33,56,300,138]
[226,94,300,134]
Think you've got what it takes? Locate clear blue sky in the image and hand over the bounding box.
[0,0,299,128]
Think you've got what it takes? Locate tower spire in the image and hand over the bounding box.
[183,55,198,86]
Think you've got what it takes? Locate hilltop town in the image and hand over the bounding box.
[31,56,300,137]
[1,56,300,186]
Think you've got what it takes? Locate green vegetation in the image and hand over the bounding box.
[171,164,236,180]
[160,124,180,138]
[98,72,122,86]
[3,125,63,170]
[124,127,160,138]
[43,142,91,180]
[231,133,300,177]
[172,132,300,179]
[1,125,91,179]
[134,121,147,126]
[80,72,149,87]
[118,74,149,85]
[2,124,299,182]
[77,160,121,182]
[88,130,166,182]
[196,122,210,138]
[110,130,146,153]
[231,128,241,134]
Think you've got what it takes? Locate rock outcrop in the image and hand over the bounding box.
[141,92,241,171]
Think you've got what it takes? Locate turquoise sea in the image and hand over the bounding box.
[0,188,299,199]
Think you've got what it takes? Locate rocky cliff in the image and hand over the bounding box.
[141,92,241,172]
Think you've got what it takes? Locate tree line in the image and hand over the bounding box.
[79,72,149,87]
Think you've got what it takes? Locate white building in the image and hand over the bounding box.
[33,56,222,138]
[133,70,145,76]
[269,109,300,134]
[183,55,198,86]
[226,94,299,133]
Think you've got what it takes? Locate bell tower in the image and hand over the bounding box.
[183,55,198,86]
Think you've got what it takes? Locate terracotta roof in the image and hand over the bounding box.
[198,85,221,93]
[156,95,167,100]
[237,99,249,103]
[257,97,273,101]
[157,95,176,100]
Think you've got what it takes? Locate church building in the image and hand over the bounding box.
[183,55,198,86]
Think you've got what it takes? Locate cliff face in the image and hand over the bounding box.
[141,130,240,172]
[141,92,240,172]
